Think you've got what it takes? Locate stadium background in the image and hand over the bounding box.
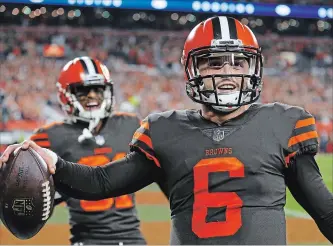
[0,0,332,244]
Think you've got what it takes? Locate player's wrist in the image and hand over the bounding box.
[43,148,58,171]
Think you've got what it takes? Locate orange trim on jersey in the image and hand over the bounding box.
[285,151,297,166]
[30,133,49,140]
[112,152,126,161]
[288,131,318,147]
[133,132,153,149]
[134,145,160,168]
[115,195,134,209]
[34,141,51,148]
[141,121,149,130]
[295,117,315,129]
[113,112,137,118]
[94,147,113,155]
[39,121,63,130]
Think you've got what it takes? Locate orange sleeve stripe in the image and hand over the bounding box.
[34,141,51,148]
[135,146,160,167]
[141,121,149,130]
[295,117,315,129]
[40,121,63,130]
[288,131,318,147]
[133,132,153,149]
[30,133,48,140]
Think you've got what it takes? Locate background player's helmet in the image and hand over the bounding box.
[181,16,263,112]
[57,56,114,122]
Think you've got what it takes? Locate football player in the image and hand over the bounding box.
[1,17,333,244]
[29,56,147,245]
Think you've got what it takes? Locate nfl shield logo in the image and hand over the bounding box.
[12,198,34,216]
[213,129,225,142]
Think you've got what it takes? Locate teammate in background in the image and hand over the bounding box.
[29,56,147,245]
[2,17,333,244]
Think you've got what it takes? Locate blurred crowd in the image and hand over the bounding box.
[0,26,332,152]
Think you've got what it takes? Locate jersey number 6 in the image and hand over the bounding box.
[78,153,134,212]
[192,157,244,238]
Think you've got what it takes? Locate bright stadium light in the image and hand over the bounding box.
[211,2,220,13]
[275,5,291,16]
[171,13,178,20]
[77,0,84,4]
[327,8,333,18]
[228,3,236,13]
[102,0,112,6]
[29,0,44,3]
[151,0,167,10]
[85,0,93,5]
[245,4,254,14]
[0,5,5,13]
[201,1,211,12]
[68,0,76,4]
[220,2,228,12]
[192,1,201,11]
[186,13,196,22]
[236,3,245,14]
[132,13,140,21]
[12,8,19,15]
[74,9,81,16]
[22,6,31,14]
[113,0,122,7]
[318,7,327,18]
[95,0,102,5]
[179,16,187,25]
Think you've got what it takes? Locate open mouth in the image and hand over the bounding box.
[85,101,100,110]
[216,82,237,93]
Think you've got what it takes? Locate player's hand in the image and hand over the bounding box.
[0,140,58,174]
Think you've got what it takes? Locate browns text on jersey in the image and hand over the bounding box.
[130,103,319,244]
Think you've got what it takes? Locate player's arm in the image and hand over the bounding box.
[54,116,161,200]
[54,151,158,200]
[285,154,333,243]
[54,191,69,206]
[283,110,333,242]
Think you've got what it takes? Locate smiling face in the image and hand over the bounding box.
[73,85,105,111]
[197,54,250,94]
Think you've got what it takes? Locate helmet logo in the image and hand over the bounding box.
[80,73,105,85]
[211,39,243,47]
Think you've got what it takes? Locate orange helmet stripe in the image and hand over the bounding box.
[235,20,259,48]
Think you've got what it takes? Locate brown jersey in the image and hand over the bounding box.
[130,103,319,244]
[31,112,146,245]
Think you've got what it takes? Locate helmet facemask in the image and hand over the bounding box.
[57,78,114,144]
[69,83,114,123]
[184,42,263,112]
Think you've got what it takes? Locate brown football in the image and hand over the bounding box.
[0,147,55,239]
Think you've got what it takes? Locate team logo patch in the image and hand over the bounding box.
[201,127,238,142]
[213,129,225,142]
[12,198,34,216]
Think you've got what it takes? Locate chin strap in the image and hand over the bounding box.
[77,117,101,144]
